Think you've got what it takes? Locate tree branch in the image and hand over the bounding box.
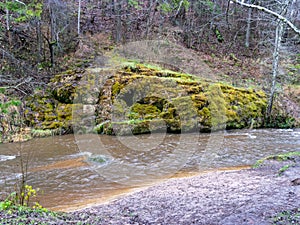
[175,0,184,17]
[231,0,300,35]
[0,77,32,95]
[14,0,26,6]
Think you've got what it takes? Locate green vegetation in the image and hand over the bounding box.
[0,205,63,225]
[286,54,300,85]
[278,164,294,175]
[31,129,60,138]
[0,91,24,143]
[24,92,74,132]
[0,185,44,211]
[24,63,273,135]
[98,64,268,134]
[0,99,21,114]
[264,113,296,129]
[88,155,110,164]
[272,208,300,224]
[253,151,300,175]
[253,151,300,168]
[0,0,42,23]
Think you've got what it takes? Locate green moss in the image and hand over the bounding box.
[57,104,72,121]
[130,103,161,119]
[97,118,168,135]
[25,93,73,132]
[88,155,109,164]
[206,84,227,129]
[50,69,84,104]
[278,164,294,175]
[25,63,272,135]
[220,85,267,129]
[112,81,123,97]
[31,129,59,138]
[253,151,300,168]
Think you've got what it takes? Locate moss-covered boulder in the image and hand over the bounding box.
[24,68,102,134]
[94,64,267,134]
[25,63,269,135]
[24,90,74,132]
[23,69,85,133]
[49,69,84,104]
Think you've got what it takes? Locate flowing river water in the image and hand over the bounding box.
[0,129,299,212]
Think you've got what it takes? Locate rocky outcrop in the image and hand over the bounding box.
[96,64,267,134]
[24,63,269,135]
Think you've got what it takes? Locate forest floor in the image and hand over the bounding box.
[1,155,300,224]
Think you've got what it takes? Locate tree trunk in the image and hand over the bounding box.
[245,7,252,48]
[113,0,122,43]
[78,0,81,35]
[49,3,56,67]
[267,0,292,116]
[36,19,42,63]
[145,0,156,38]
[5,0,12,46]
[267,20,284,116]
[5,0,9,31]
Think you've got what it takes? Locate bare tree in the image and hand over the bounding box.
[267,0,294,115]
[232,0,300,115]
[43,0,77,67]
[232,0,300,35]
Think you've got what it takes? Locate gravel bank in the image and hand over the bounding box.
[1,158,299,225]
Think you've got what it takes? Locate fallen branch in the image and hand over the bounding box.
[0,77,32,95]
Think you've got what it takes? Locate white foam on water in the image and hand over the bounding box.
[72,151,93,157]
[248,134,257,139]
[0,155,16,162]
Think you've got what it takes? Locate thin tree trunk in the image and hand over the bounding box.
[113,0,122,43]
[49,4,55,67]
[6,0,9,31]
[245,7,252,48]
[267,21,284,116]
[145,0,154,38]
[6,0,12,46]
[78,0,81,35]
[267,0,292,116]
[36,19,42,63]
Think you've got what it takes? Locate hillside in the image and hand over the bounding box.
[0,0,299,142]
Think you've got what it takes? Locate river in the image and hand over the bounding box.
[0,129,299,211]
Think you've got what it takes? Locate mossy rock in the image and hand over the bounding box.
[94,64,269,134]
[25,63,272,135]
[130,103,161,119]
[50,69,85,104]
[24,90,73,133]
[88,155,111,165]
[104,119,167,135]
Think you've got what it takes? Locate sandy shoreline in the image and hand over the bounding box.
[51,165,251,213]
[70,162,299,225]
[1,158,299,224]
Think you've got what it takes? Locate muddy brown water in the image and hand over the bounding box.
[0,129,299,211]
